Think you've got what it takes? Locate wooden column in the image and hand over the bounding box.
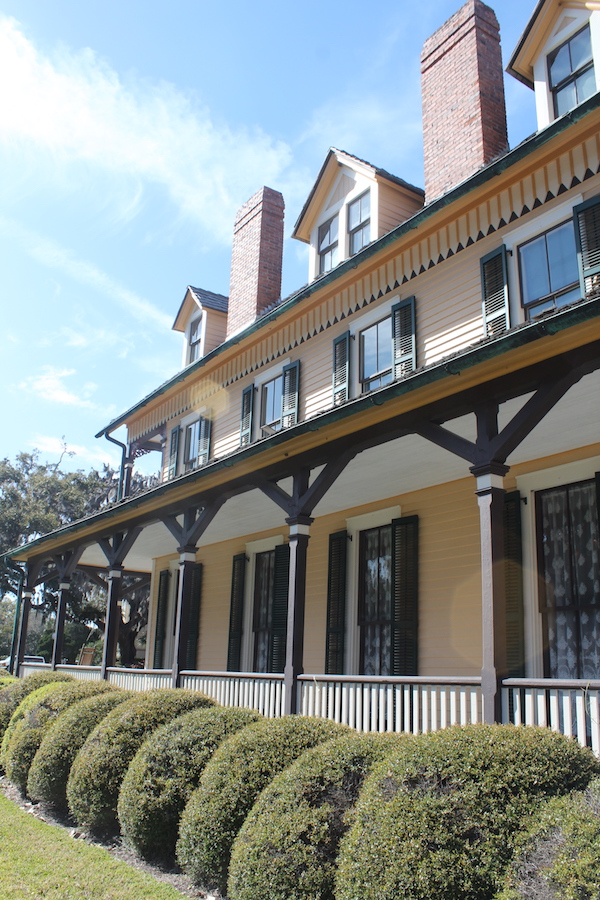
[172,547,196,688]
[51,580,70,669]
[100,567,123,680]
[15,590,33,676]
[472,463,509,723]
[283,515,313,715]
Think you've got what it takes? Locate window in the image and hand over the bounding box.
[359,299,416,393]
[261,374,284,434]
[518,220,580,318]
[348,191,370,255]
[182,416,211,472]
[318,215,339,274]
[536,478,600,679]
[188,316,203,363]
[258,362,300,437]
[548,25,595,118]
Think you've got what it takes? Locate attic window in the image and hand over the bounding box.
[348,191,370,255]
[548,25,595,118]
[319,215,339,274]
[189,316,203,363]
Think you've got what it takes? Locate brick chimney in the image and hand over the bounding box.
[421,0,508,203]
[226,186,285,339]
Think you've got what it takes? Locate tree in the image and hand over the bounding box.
[0,596,16,657]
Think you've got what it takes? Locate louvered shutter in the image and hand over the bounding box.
[269,543,290,673]
[574,197,600,300]
[391,297,416,379]
[227,554,247,671]
[504,492,524,678]
[167,427,180,480]
[325,531,347,674]
[240,386,254,447]
[481,246,510,336]
[281,361,300,429]
[332,333,351,406]
[153,569,170,668]
[196,416,212,467]
[391,516,418,676]
[184,563,203,670]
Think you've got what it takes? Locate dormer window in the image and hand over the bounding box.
[188,316,203,363]
[548,24,595,117]
[348,191,370,255]
[318,216,339,274]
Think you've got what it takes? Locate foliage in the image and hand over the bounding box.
[3,680,114,793]
[228,731,404,900]
[0,671,73,749]
[67,689,215,835]
[37,621,101,665]
[176,715,349,893]
[0,596,16,656]
[334,724,600,900]
[495,778,600,900]
[0,791,195,900]
[118,706,262,862]
[28,689,134,810]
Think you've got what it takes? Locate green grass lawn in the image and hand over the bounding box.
[0,793,192,900]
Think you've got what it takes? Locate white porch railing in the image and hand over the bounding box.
[107,668,173,691]
[299,674,482,733]
[180,671,285,719]
[502,678,600,754]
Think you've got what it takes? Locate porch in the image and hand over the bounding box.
[16,662,600,753]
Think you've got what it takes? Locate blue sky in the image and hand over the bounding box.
[0,0,537,476]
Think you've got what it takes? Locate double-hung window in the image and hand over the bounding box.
[182,416,212,472]
[261,374,284,434]
[518,220,580,318]
[358,298,416,394]
[318,216,339,274]
[548,25,596,118]
[348,191,370,255]
[240,361,301,443]
[188,316,203,363]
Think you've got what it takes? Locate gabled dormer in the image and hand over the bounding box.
[508,0,600,130]
[172,286,229,367]
[292,148,424,283]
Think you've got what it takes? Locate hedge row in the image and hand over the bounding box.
[0,672,73,751]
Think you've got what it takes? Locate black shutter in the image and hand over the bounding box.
[391,297,416,379]
[153,569,170,668]
[184,563,203,670]
[240,386,254,447]
[391,516,419,676]
[332,333,351,406]
[281,361,300,428]
[504,492,525,678]
[325,531,347,674]
[227,554,247,671]
[481,246,510,336]
[197,416,212,467]
[167,427,180,480]
[269,543,290,673]
[574,196,600,300]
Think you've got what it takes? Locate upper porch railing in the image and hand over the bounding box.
[14,663,600,753]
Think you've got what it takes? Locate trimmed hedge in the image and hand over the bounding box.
[2,681,75,766]
[335,724,600,900]
[3,680,114,794]
[67,689,215,834]
[495,778,600,900]
[176,715,349,892]
[118,706,262,861]
[0,672,73,749]
[228,731,404,900]
[27,689,134,810]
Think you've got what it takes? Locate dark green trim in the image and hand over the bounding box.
[227,553,247,672]
[325,530,348,675]
[95,94,600,440]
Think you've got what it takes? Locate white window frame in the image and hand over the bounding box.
[253,359,290,438]
[187,314,205,365]
[179,408,209,474]
[240,535,285,672]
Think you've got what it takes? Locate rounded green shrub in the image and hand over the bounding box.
[335,724,600,900]
[495,778,600,900]
[3,680,114,794]
[228,731,404,900]
[2,680,77,766]
[27,689,134,810]
[176,715,350,893]
[118,706,262,862]
[0,672,73,748]
[67,688,215,835]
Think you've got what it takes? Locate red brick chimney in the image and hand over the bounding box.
[226,186,285,339]
[421,0,508,203]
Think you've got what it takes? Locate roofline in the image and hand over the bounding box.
[506,0,549,89]
[14,293,600,560]
[95,92,600,439]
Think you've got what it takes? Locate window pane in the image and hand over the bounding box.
[520,235,550,304]
[262,375,283,428]
[570,27,593,73]
[549,42,572,87]
[546,221,578,293]
[376,317,392,373]
[556,80,577,116]
[348,199,360,232]
[361,323,379,380]
[361,190,370,220]
[576,66,596,103]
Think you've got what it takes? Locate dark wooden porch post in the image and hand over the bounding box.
[472,463,509,724]
[51,580,70,669]
[283,515,313,715]
[100,567,123,680]
[172,547,196,688]
[15,590,33,675]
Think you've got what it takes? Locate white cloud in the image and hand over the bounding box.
[0,17,296,242]
[19,366,100,409]
[31,434,119,469]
